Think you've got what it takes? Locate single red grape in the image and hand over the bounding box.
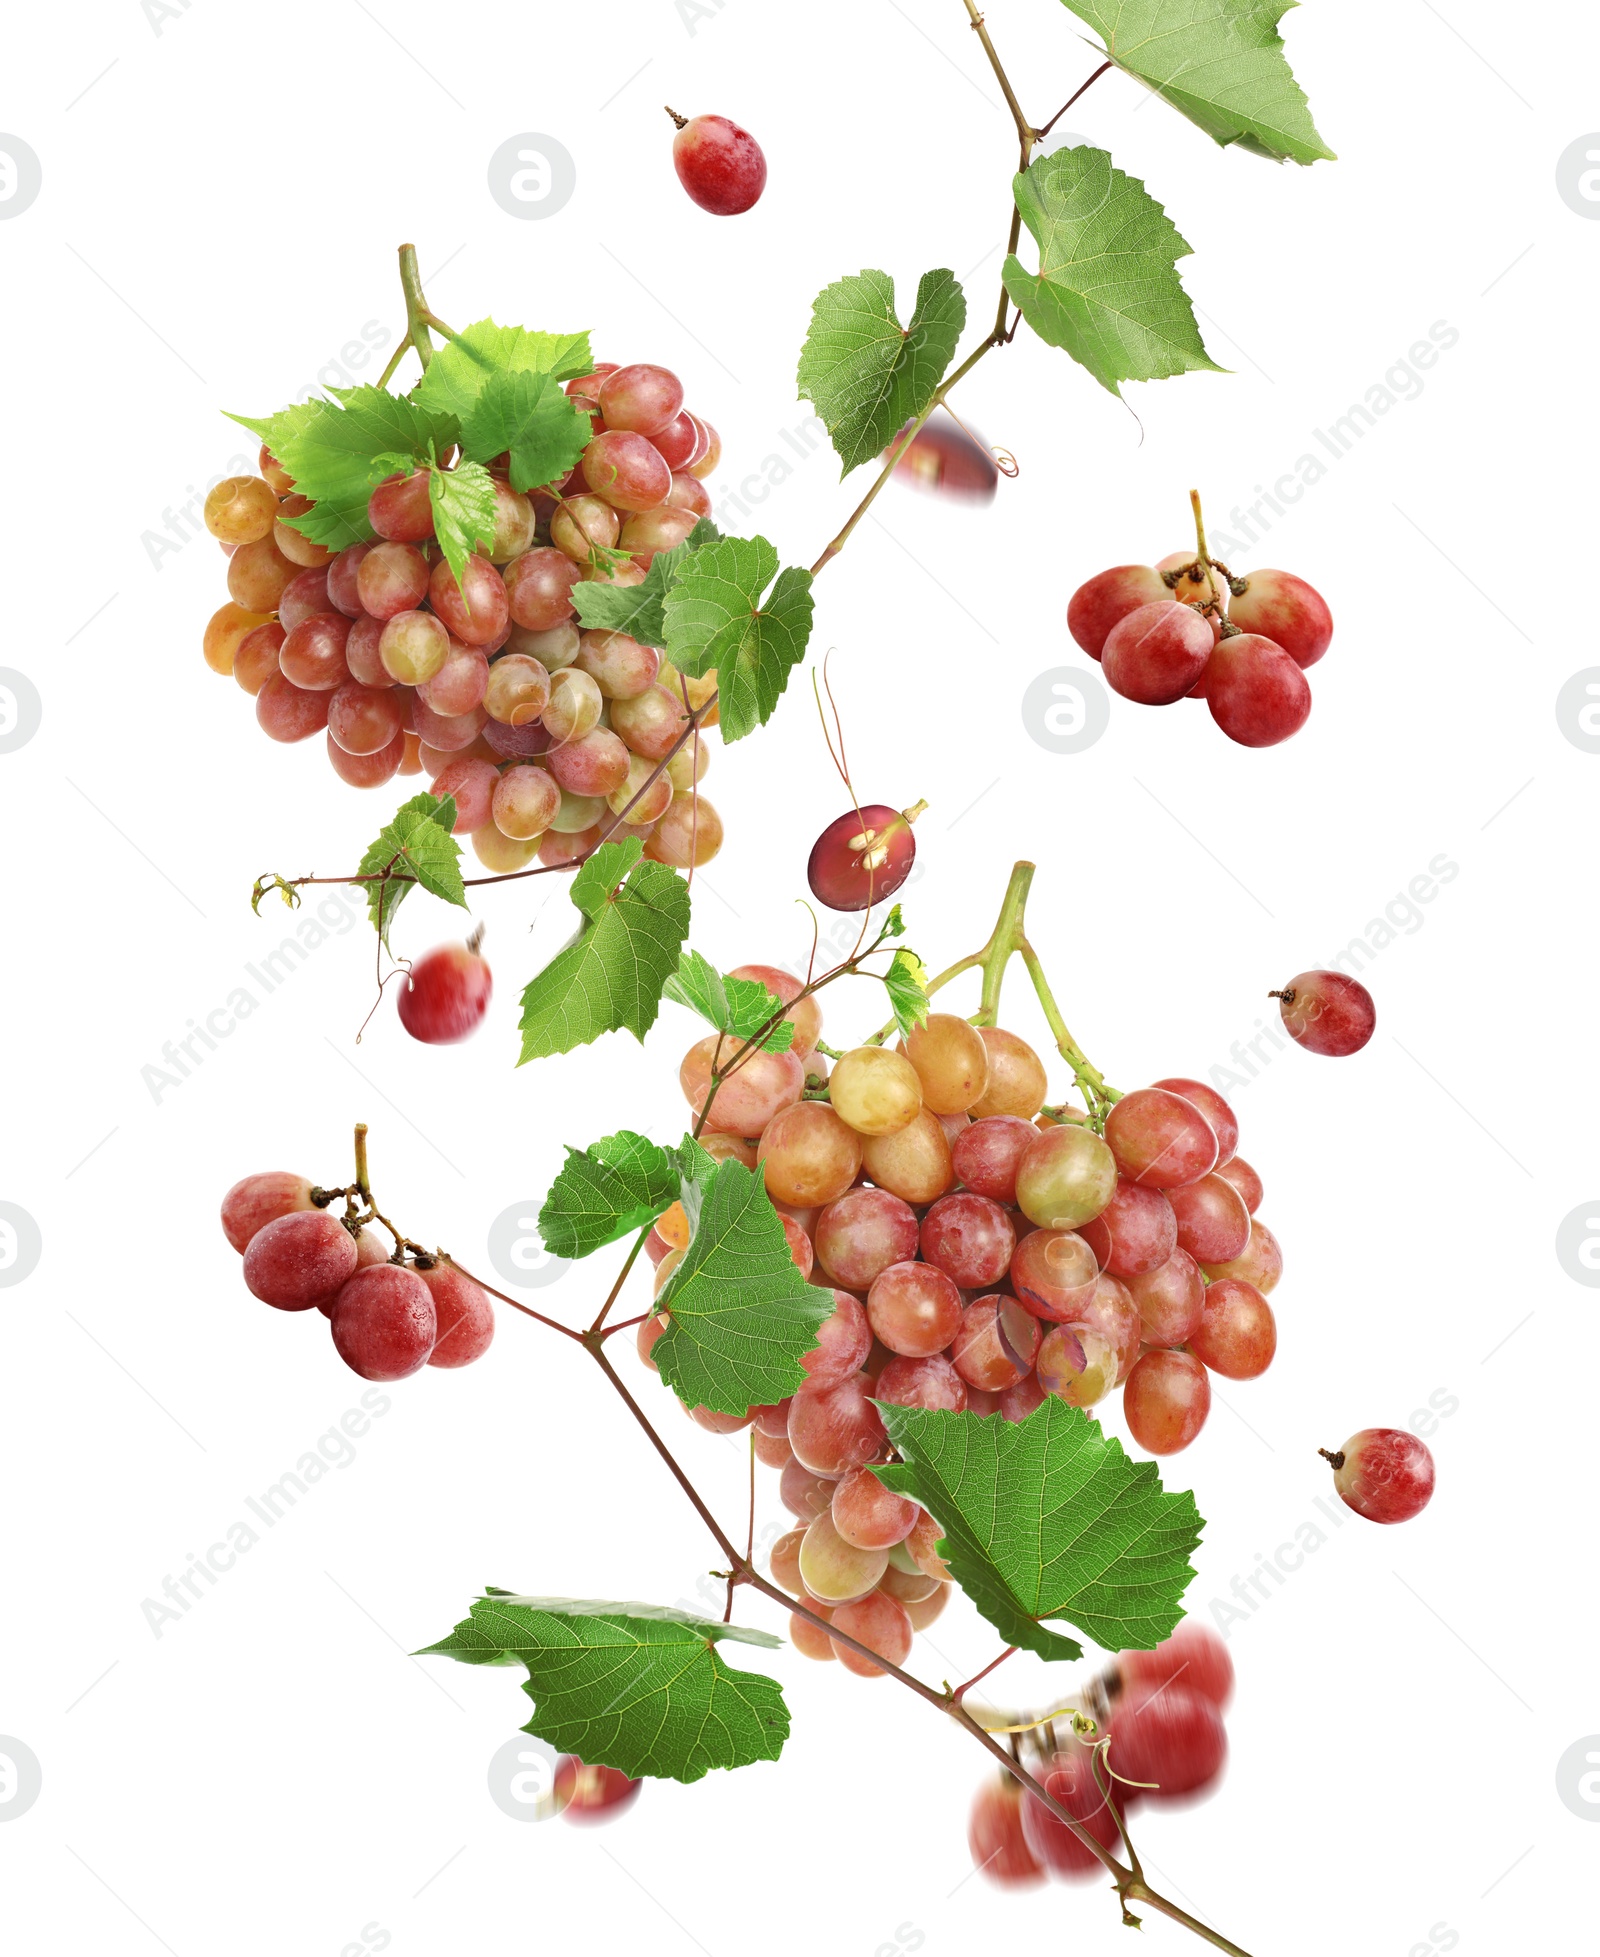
[397,942,492,1044]
[1189,1277,1276,1379]
[1067,565,1169,659]
[553,1757,641,1824]
[1228,567,1333,668]
[1273,969,1376,1055]
[967,1774,1045,1887]
[243,1209,358,1310]
[1122,1347,1210,1453]
[1205,632,1312,746]
[1108,1685,1227,1801]
[220,1171,314,1254]
[416,1263,495,1367]
[1321,1428,1435,1523]
[1103,599,1214,705]
[670,109,767,215]
[1018,1744,1121,1878]
[807,804,918,911]
[1116,1623,1234,1712]
[329,1264,437,1380]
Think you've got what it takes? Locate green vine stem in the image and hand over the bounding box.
[375,243,461,389]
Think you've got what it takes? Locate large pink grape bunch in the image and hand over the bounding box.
[634,974,1284,1680]
[199,360,726,872]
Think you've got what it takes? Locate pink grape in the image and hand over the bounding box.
[368,469,435,542]
[968,1775,1046,1889]
[1078,1274,1143,1383]
[1109,1685,1227,1801]
[799,1292,872,1382]
[1036,1323,1119,1408]
[220,1171,314,1253]
[671,111,767,215]
[1018,1745,1121,1878]
[503,547,581,630]
[598,364,683,437]
[620,505,698,566]
[951,1294,1041,1392]
[419,641,489,716]
[998,1373,1046,1423]
[492,764,561,840]
[780,1459,834,1519]
[1123,1348,1211,1453]
[876,1351,968,1413]
[678,1036,804,1135]
[1104,1088,1218,1189]
[1125,1249,1205,1346]
[412,698,487,752]
[1009,1228,1098,1323]
[1013,1125,1118,1230]
[1274,969,1376,1056]
[1189,1277,1276,1379]
[1103,599,1215,704]
[919,1192,1015,1289]
[650,413,700,471]
[829,1590,913,1678]
[1205,632,1312,747]
[416,1263,494,1367]
[1217,1156,1264,1213]
[1228,568,1333,668]
[429,554,509,646]
[279,567,332,634]
[1203,1217,1283,1293]
[788,1375,888,1479]
[552,1757,640,1824]
[831,1465,918,1550]
[950,1116,1038,1203]
[667,471,712,518]
[610,682,690,759]
[256,671,331,743]
[727,964,823,1056]
[279,613,352,691]
[329,1264,437,1381]
[429,756,498,833]
[344,615,390,687]
[807,804,916,912]
[1150,1078,1238,1165]
[328,681,405,756]
[327,731,403,788]
[1067,564,1170,659]
[357,541,431,619]
[326,543,372,617]
[547,727,631,798]
[1167,1173,1251,1264]
[582,430,672,512]
[398,942,492,1044]
[379,610,449,685]
[575,630,660,700]
[243,1209,357,1310]
[1079,1179,1177,1276]
[866,1261,963,1358]
[484,654,551,727]
[1321,1428,1435,1524]
[813,1188,919,1291]
[233,622,285,696]
[1118,1624,1234,1712]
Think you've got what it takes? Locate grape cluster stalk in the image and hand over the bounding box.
[221,869,1259,1956]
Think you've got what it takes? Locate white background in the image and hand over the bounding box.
[2,3,1596,1953]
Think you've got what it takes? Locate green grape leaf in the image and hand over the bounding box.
[873,1398,1203,1662]
[1058,0,1334,164]
[797,269,966,475]
[419,1595,788,1784]
[459,368,595,495]
[226,387,459,551]
[538,1131,711,1260]
[655,1159,831,1415]
[355,791,465,949]
[661,537,814,743]
[572,519,724,649]
[428,461,499,589]
[663,951,796,1053]
[883,947,930,1038]
[518,839,692,1062]
[881,902,908,940]
[1001,147,1220,397]
[414,319,595,421]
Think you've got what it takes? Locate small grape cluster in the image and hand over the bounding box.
[1069,524,1333,747]
[201,361,726,872]
[633,977,1281,1679]
[968,1624,1233,1889]
[220,1170,494,1380]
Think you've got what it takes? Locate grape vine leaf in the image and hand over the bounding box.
[797,269,966,474]
[883,948,931,1038]
[1001,147,1220,397]
[419,1594,789,1784]
[226,387,459,551]
[518,839,692,1062]
[663,951,796,1053]
[414,319,594,421]
[356,791,464,949]
[655,1159,831,1416]
[428,462,498,588]
[459,369,594,495]
[571,519,724,649]
[539,1131,711,1260]
[661,537,815,743]
[1058,0,1334,164]
[873,1398,1203,1661]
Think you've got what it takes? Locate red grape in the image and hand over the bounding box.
[1079,1178,1177,1277]
[416,1263,494,1367]
[829,1589,913,1677]
[1104,1088,1218,1188]
[1018,1744,1121,1878]
[807,804,917,911]
[876,1351,968,1412]
[553,1757,640,1824]
[1203,1217,1283,1294]
[503,547,581,630]
[951,1294,1041,1391]
[1167,1173,1251,1264]
[1117,1624,1234,1712]
[598,364,683,437]
[328,681,405,756]
[326,731,403,789]
[220,1171,314,1253]
[582,430,672,512]
[397,942,492,1044]
[326,543,373,616]
[950,1116,1038,1203]
[278,567,332,635]
[256,672,331,742]
[1150,1078,1238,1166]
[779,1458,834,1519]
[1189,1277,1276,1379]
[967,1775,1045,1888]
[1273,969,1375,1056]
[1103,600,1214,704]
[428,554,509,646]
[1125,1249,1205,1346]
[831,1465,918,1550]
[357,541,431,619]
[243,1209,358,1310]
[1067,564,1169,659]
[1009,1228,1099,1323]
[1322,1428,1435,1523]
[789,1373,887,1478]
[866,1261,962,1357]
[233,622,285,696]
[1216,1156,1264,1213]
[1108,1685,1227,1801]
[813,1188,919,1291]
[919,1192,1015,1288]
[279,613,352,691]
[1204,632,1312,747]
[368,469,435,543]
[1123,1348,1210,1453]
[419,641,489,717]
[329,1264,437,1380]
[670,111,767,215]
[1228,568,1333,668]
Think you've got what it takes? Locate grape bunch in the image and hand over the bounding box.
[220,1170,494,1380]
[1069,511,1333,748]
[967,1623,1233,1889]
[632,976,1282,1679]
[200,360,727,873]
